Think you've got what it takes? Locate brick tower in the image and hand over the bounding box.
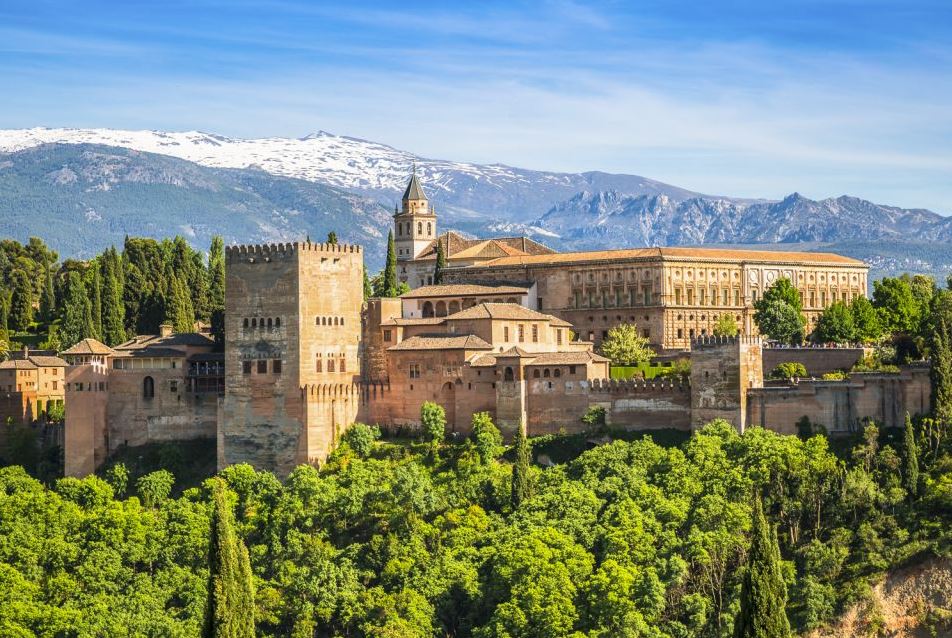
[220,240,364,475]
[689,335,764,431]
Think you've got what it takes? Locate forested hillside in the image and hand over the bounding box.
[2,416,952,637]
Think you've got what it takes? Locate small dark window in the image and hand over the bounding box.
[569,365,577,375]
[383,329,392,341]
[533,369,540,378]
[275,317,281,328]
[243,361,252,374]
[143,376,155,399]
[504,367,514,382]
[543,369,550,378]
[267,318,273,329]
[272,359,282,374]
[554,369,561,378]
[252,318,257,328]
[257,360,267,374]
[243,318,249,328]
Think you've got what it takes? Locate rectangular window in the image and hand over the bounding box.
[518,325,525,342]
[532,324,538,343]
[687,289,694,305]
[383,329,392,342]
[643,329,650,339]
[315,356,323,373]
[556,329,563,346]
[643,286,652,306]
[722,289,729,306]
[409,363,421,379]
[699,289,706,305]
[734,289,740,306]
[820,291,827,306]
[242,361,252,375]
[675,288,682,305]
[569,365,577,375]
[809,292,816,307]
[52,381,58,390]
[170,380,178,393]
[752,290,759,303]
[328,359,335,373]
[574,291,581,308]
[630,289,637,306]
[339,358,346,373]
[504,326,510,341]
[257,360,267,374]
[615,290,622,307]
[272,359,282,374]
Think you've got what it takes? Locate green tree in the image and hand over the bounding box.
[713,314,739,337]
[471,412,502,465]
[762,277,803,310]
[203,478,255,638]
[326,231,338,245]
[59,272,94,348]
[40,265,55,324]
[8,269,33,332]
[902,413,919,498]
[813,301,854,343]
[873,277,919,335]
[510,424,532,509]
[137,470,175,507]
[755,299,805,344]
[733,493,791,638]
[167,275,195,333]
[363,267,372,301]
[88,265,103,340]
[931,320,952,426]
[208,236,226,315]
[600,323,655,365]
[849,296,882,343]
[106,462,130,497]
[382,230,399,298]
[101,249,126,346]
[340,423,380,458]
[769,362,808,380]
[420,401,446,458]
[434,240,447,285]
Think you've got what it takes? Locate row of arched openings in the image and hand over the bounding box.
[243,317,281,330]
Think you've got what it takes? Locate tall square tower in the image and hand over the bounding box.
[220,241,364,475]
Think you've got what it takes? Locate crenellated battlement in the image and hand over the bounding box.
[226,240,362,264]
[588,377,690,393]
[691,335,763,348]
[301,382,362,398]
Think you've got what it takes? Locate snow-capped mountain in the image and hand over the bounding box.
[0,127,723,221]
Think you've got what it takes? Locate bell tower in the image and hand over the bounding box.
[394,168,436,262]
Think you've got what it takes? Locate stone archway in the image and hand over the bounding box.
[435,300,448,317]
[448,300,460,315]
[422,301,434,317]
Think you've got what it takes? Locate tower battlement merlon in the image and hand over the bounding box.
[690,335,764,349]
[226,240,362,263]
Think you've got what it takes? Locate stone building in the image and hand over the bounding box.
[0,348,67,426]
[219,240,364,476]
[62,328,221,478]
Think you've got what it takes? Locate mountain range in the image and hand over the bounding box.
[1,127,951,279]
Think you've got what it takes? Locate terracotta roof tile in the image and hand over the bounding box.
[388,335,493,351]
[401,284,530,299]
[0,359,37,370]
[526,351,610,365]
[60,338,115,356]
[464,246,865,268]
[380,317,447,327]
[445,302,565,322]
[28,355,68,367]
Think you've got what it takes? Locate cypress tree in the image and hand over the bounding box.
[931,319,952,426]
[733,493,791,638]
[208,236,226,316]
[383,230,398,297]
[511,424,532,509]
[9,269,33,332]
[191,251,211,322]
[89,266,103,340]
[40,265,56,324]
[60,272,93,348]
[167,275,195,334]
[203,478,255,638]
[363,267,373,301]
[903,412,920,498]
[101,250,126,346]
[434,239,447,285]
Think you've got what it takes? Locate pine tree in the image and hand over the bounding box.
[9,269,33,332]
[511,423,532,509]
[383,230,398,297]
[101,250,126,346]
[60,272,93,348]
[208,236,226,317]
[903,412,920,498]
[40,265,56,324]
[203,478,255,638]
[89,265,103,340]
[434,239,446,285]
[733,493,791,638]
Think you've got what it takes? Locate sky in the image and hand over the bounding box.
[2,0,951,212]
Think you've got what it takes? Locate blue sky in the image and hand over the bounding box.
[2,0,951,212]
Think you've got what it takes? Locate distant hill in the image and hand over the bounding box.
[1,128,951,280]
[0,143,390,264]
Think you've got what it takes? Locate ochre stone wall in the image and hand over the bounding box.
[63,364,109,477]
[748,365,931,434]
[690,336,764,430]
[762,347,868,377]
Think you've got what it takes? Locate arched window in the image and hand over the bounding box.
[504,367,514,382]
[275,317,281,328]
[532,369,540,378]
[554,369,561,378]
[328,359,335,373]
[422,301,434,317]
[397,224,402,236]
[435,301,447,317]
[448,300,460,315]
[252,318,257,328]
[267,318,273,329]
[543,369,551,378]
[417,222,422,235]
[427,222,432,236]
[143,376,155,399]
[243,318,249,328]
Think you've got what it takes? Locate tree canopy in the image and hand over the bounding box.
[600,323,655,365]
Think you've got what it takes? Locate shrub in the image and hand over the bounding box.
[581,405,607,429]
[770,362,808,380]
[821,371,848,381]
[341,423,381,458]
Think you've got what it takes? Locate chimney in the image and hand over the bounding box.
[159,323,174,338]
